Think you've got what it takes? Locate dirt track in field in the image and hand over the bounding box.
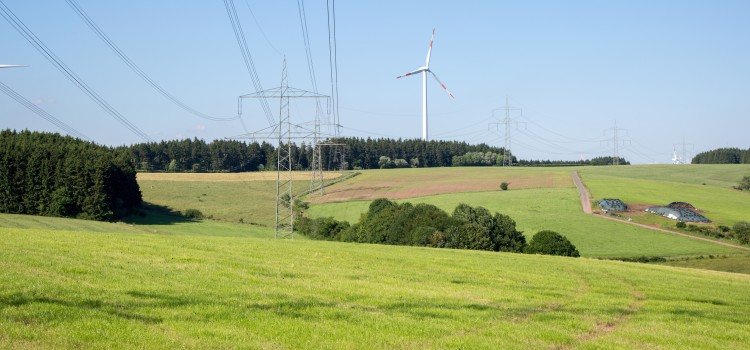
[571,171,592,214]
[137,172,341,182]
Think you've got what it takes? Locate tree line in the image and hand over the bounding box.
[692,148,750,164]
[296,198,579,256]
[116,137,510,172]
[515,156,630,166]
[119,136,626,172]
[1,130,141,221]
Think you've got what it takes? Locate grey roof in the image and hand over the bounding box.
[645,206,710,222]
[599,198,628,212]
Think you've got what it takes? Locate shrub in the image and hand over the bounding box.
[296,216,350,240]
[735,176,750,191]
[525,230,580,257]
[675,221,687,229]
[452,203,526,252]
[734,221,750,245]
[183,208,204,219]
[500,182,509,191]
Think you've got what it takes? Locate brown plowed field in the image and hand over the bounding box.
[308,167,573,203]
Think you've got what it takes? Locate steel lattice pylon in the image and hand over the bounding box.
[234,59,330,238]
[275,61,293,238]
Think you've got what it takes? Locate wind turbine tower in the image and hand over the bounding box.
[397,29,454,141]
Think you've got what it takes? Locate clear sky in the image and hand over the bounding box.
[1,0,749,164]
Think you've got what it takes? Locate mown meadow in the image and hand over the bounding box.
[2,223,750,349]
[307,166,750,258]
[3,164,750,348]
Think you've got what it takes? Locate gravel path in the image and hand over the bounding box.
[571,171,750,252]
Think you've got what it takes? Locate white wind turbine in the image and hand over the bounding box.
[0,64,26,68]
[397,28,454,141]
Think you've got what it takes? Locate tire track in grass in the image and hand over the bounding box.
[396,269,593,349]
[553,272,647,350]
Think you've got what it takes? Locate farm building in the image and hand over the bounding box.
[598,198,628,212]
[644,205,710,223]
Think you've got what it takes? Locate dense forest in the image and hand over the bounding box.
[691,148,750,164]
[118,137,510,172]
[119,137,626,172]
[0,130,141,220]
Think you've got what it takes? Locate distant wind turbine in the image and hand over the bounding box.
[397,29,454,141]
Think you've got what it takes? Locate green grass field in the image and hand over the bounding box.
[3,165,750,347]
[580,165,750,227]
[2,225,750,349]
[307,165,750,258]
[138,179,311,227]
[661,254,750,274]
[307,189,740,258]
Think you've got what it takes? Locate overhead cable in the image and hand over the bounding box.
[0,0,154,142]
[0,80,91,141]
[223,0,275,129]
[65,0,238,122]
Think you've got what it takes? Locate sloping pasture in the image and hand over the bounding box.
[1,226,749,349]
[307,188,739,258]
[579,165,750,227]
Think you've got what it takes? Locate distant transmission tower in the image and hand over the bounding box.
[234,58,330,239]
[673,136,694,165]
[602,121,629,165]
[489,97,522,166]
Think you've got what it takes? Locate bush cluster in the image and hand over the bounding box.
[684,223,744,241]
[297,199,528,253]
[735,222,750,245]
[524,230,580,257]
[183,208,204,220]
[299,200,580,258]
[735,176,750,191]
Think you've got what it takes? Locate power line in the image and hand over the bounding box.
[326,0,341,136]
[0,0,153,142]
[223,0,275,129]
[0,80,91,141]
[242,0,284,57]
[296,0,326,127]
[65,0,238,122]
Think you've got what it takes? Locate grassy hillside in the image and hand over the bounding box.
[307,188,740,258]
[2,225,749,349]
[138,173,321,227]
[306,166,749,258]
[580,165,750,226]
[0,209,273,239]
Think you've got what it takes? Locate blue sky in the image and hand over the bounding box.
[1,0,749,163]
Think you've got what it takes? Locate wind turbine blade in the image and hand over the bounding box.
[425,28,435,68]
[0,64,27,68]
[429,71,454,99]
[396,68,424,79]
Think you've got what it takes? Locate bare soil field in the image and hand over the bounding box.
[308,167,573,203]
[137,171,341,182]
